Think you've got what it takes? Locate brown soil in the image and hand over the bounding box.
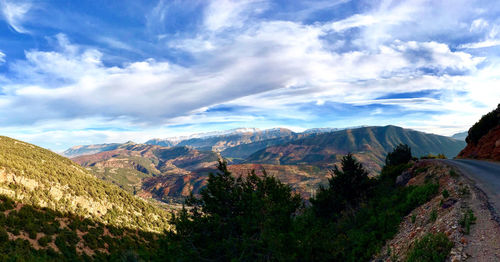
[375,160,500,261]
[458,125,500,161]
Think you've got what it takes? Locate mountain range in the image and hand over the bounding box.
[68,125,465,203]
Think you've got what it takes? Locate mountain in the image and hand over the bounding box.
[72,144,220,202]
[61,141,136,158]
[0,136,170,260]
[245,125,466,172]
[451,131,468,141]
[458,104,500,161]
[146,127,296,152]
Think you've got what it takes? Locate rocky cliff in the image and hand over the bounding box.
[458,104,500,161]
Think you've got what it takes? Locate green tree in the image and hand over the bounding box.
[164,161,302,261]
[311,153,373,219]
[385,144,412,166]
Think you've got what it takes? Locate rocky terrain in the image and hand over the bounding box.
[375,160,500,261]
[458,104,500,161]
[458,126,500,161]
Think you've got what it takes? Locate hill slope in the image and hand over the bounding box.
[0,136,169,233]
[246,126,466,172]
[72,144,220,202]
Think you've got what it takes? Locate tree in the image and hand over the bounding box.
[385,144,412,166]
[164,160,302,261]
[311,153,372,219]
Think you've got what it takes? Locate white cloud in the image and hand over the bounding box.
[0,0,31,33]
[0,51,5,63]
[2,0,500,149]
[204,0,268,31]
[470,18,489,32]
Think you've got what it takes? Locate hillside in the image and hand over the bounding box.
[0,136,171,260]
[0,136,169,233]
[451,131,468,141]
[246,125,466,172]
[458,104,500,161]
[72,144,220,201]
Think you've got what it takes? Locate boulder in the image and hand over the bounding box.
[396,170,412,186]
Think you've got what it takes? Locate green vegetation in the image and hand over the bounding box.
[0,136,169,233]
[0,194,161,261]
[163,144,442,261]
[459,209,477,234]
[420,153,446,159]
[162,161,302,261]
[312,153,374,219]
[466,103,500,145]
[429,209,438,223]
[0,136,449,261]
[406,233,453,262]
[442,189,450,199]
[385,144,412,166]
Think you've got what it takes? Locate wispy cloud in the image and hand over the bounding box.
[0,0,31,33]
[0,0,499,150]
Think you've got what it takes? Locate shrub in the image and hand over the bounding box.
[459,209,477,234]
[429,209,437,223]
[38,235,52,247]
[406,233,453,262]
[442,189,449,199]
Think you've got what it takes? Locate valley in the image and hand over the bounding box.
[68,125,465,204]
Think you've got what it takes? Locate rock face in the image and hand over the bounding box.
[458,104,500,161]
[458,125,500,161]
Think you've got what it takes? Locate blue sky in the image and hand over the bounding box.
[0,0,499,151]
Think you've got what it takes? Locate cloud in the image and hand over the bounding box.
[203,0,268,31]
[0,51,5,63]
[1,0,500,150]
[0,0,31,33]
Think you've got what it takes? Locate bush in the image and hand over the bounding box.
[459,209,477,234]
[406,233,453,262]
[38,235,52,247]
[442,189,449,199]
[386,144,412,166]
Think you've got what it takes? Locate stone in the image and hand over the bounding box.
[460,237,468,245]
[396,170,412,186]
[441,198,457,209]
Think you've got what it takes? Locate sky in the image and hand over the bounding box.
[0,0,499,151]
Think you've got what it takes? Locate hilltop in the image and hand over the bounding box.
[458,104,500,161]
